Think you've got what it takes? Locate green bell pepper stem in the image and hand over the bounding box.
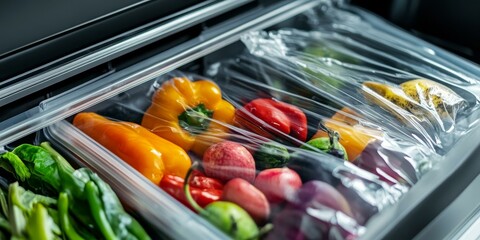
[59,193,84,240]
[85,181,116,240]
[178,104,214,134]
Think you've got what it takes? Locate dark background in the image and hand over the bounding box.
[351,0,480,64]
[2,0,479,82]
[0,0,203,81]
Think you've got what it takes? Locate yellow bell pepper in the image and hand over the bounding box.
[312,107,382,161]
[142,77,235,155]
[73,112,192,183]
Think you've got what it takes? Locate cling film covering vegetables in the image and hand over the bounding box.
[67,70,406,240]
[0,142,150,239]
[141,77,236,155]
[14,1,480,239]
[209,58,435,186]
[235,98,308,142]
[240,19,480,154]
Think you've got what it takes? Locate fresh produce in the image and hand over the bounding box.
[286,151,337,184]
[302,123,348,160]
[253,142,290,170]
[0,142,150,239]
[160,174,222,211]
[1,182,60,240]
[266,181,359,240]
[203,141,256,183]
[73,112,192,184]
[291,181,352,217]
[235,98,308,142]
[266,206,361,240]
[189,170,224,190]
[254,168,302,203]
[222,178,270,223]
[184,163,259,239]
[308,109,417,185]
[312,127,417,186]
[311,108,378,161]
[355,141,418,186]
[141,77,235,155]
[58,192,84,240]
[362,79,466,122]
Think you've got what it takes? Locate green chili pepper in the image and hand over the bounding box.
[86,169,150,240]
[85,181,116,240]
[59,192,84,240]
[301,123,348,160]
[184,162,259,240]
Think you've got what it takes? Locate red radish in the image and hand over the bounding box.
[254,168,302,203]
[203,141,256,183]
[222,178,270,223]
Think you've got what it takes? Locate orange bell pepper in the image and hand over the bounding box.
[312,107,382,161]
[141,77,235,155]
[73,112,191,184]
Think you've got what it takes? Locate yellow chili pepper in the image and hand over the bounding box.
[142,77,235,155]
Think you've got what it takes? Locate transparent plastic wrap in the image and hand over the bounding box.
[240,5,480,154]
[66,72,403,239]
[209,57,437,187]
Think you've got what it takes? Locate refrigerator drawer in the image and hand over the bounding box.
[1,0,480,239]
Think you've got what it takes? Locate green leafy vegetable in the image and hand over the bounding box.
[12,144,61,191]
[0,152,30,181]
[26,203,61,240]
[0,142,151,240]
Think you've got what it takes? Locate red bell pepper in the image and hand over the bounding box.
[235,98,308,142]
[160,174,223,211]
[189,173,224,190]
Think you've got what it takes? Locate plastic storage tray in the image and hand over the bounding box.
[0,131,161,239]
[1,0,480,239]
[44,120,227,239]
[0,1,323,239]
